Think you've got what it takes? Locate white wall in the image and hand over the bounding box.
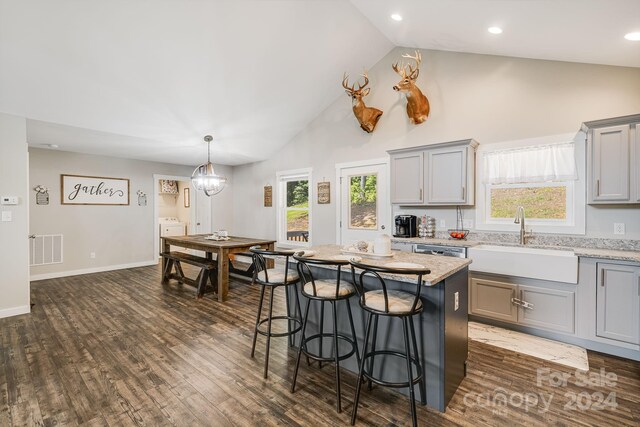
[29,148,233,279]
[232,47,640,244]
[0,113,30,318]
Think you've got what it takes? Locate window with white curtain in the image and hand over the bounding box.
[476,136,586,234]
[276,168,312,247]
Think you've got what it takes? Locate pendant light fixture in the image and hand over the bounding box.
[191,135,227,196]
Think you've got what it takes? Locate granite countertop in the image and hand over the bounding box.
[391,237,640,264]
[297,245,472,286]
[571,248,640,264]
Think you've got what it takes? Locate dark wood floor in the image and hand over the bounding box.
[1,265,638,426]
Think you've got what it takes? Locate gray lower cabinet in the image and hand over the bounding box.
[470,277,575,334]
[517,285,575,333]
[596,263,640,345]
[470,278,517,322]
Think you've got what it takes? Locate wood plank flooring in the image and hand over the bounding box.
[1,265,638,426]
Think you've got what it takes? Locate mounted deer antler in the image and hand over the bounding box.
[392,50,430,124]
[342,71,383,133]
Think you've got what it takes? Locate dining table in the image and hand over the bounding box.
[161,234,276,302]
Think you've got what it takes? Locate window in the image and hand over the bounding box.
[476,135,586,235]
[349,174,378,229]
[277,168,312,247]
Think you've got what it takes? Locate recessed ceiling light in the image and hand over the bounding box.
[624,32,640,41]
[391,14,403,22]
[488,26,503,34]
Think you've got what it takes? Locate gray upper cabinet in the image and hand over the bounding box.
[389,151,424,204]
[584,114,640,204]
[596,262,640,345]
[388,139,478,206]
[636,123,640,202]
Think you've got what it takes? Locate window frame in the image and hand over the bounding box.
[475,133,586,235]
[276,168,312,248]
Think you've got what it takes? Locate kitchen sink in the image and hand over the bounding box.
[467,244,578,284]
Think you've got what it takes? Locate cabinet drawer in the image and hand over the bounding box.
[470,278,517,323]
[517,285,575,334]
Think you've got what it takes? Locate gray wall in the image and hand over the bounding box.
[28,148,234,277]
[0,113,30,317]
[231,47,640,243]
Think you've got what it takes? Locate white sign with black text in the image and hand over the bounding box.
[61,174,130,205]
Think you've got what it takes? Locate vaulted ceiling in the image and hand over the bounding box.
[0,0,638,166]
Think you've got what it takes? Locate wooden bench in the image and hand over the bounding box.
[161,251,217,298]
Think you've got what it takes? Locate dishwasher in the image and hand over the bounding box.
[413,243,467,258]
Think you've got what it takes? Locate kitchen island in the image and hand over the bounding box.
[289,245,471,412]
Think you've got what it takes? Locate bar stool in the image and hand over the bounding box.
[349,260,430,427]
[250,247,302,379]
[290,255,360,413]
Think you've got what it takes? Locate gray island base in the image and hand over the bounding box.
[287,246,470,412]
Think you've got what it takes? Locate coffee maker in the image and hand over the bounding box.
[394,215,418,238]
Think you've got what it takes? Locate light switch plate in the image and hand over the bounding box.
[1,196,18,205]
[454,291,459,311]
[439,219,446,228]
[1,211,12,222]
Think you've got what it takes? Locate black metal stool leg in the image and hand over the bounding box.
[294,282,303,347]
[351,311,373,426]
[318,300,325,369]
[368,314,379,391]
[409,315,426,405]
[285,284,293,347]
[251,284,266,358]
[345,299,360,366]
[263,285,276,378]
[291,298,311,393]
[403,317,418,427]
[331,301,342,413]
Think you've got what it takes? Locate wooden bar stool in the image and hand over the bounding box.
[249,247,302,379]
[349,260,430,427]
[290,255,360,413]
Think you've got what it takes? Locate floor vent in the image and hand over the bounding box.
[30,234,64,266]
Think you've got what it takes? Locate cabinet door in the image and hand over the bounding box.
[426,147,467,204]
[469,278,517,322]
[517,286,575,334]
[591,125,630,202]
[390,152,424,204]
[635,124,640,202]
[596,263,640,344]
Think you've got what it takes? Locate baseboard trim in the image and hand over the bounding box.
[30,260,159,282]
[0,305,31,319]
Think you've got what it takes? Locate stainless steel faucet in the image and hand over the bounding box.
[514,206,529,245]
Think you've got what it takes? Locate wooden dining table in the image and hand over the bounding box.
[161,235,276,302]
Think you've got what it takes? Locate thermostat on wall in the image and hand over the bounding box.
[1,196,19,205]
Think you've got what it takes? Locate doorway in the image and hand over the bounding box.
[335,159,390,245]
[153,174,212,260]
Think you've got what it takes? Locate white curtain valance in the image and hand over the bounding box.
[483,142,578,185]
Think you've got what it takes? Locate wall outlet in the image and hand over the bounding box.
[463,219,473,229]
[1,211,12,222]
[90,252,96,259]
[439,219,446,228]
[614,223,625,235]
[454,292,459,311]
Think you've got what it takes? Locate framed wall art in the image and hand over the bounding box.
[317,181,330,204]
[184,187,191,208]
[61,174,130,205]
[264,185,273,207]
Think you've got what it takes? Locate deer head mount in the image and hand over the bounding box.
[392,50,430,125]
[342,71,383,133]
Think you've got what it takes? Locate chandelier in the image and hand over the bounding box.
[191,135,227,196]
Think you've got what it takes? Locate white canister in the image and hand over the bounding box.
[374,234,391,254]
